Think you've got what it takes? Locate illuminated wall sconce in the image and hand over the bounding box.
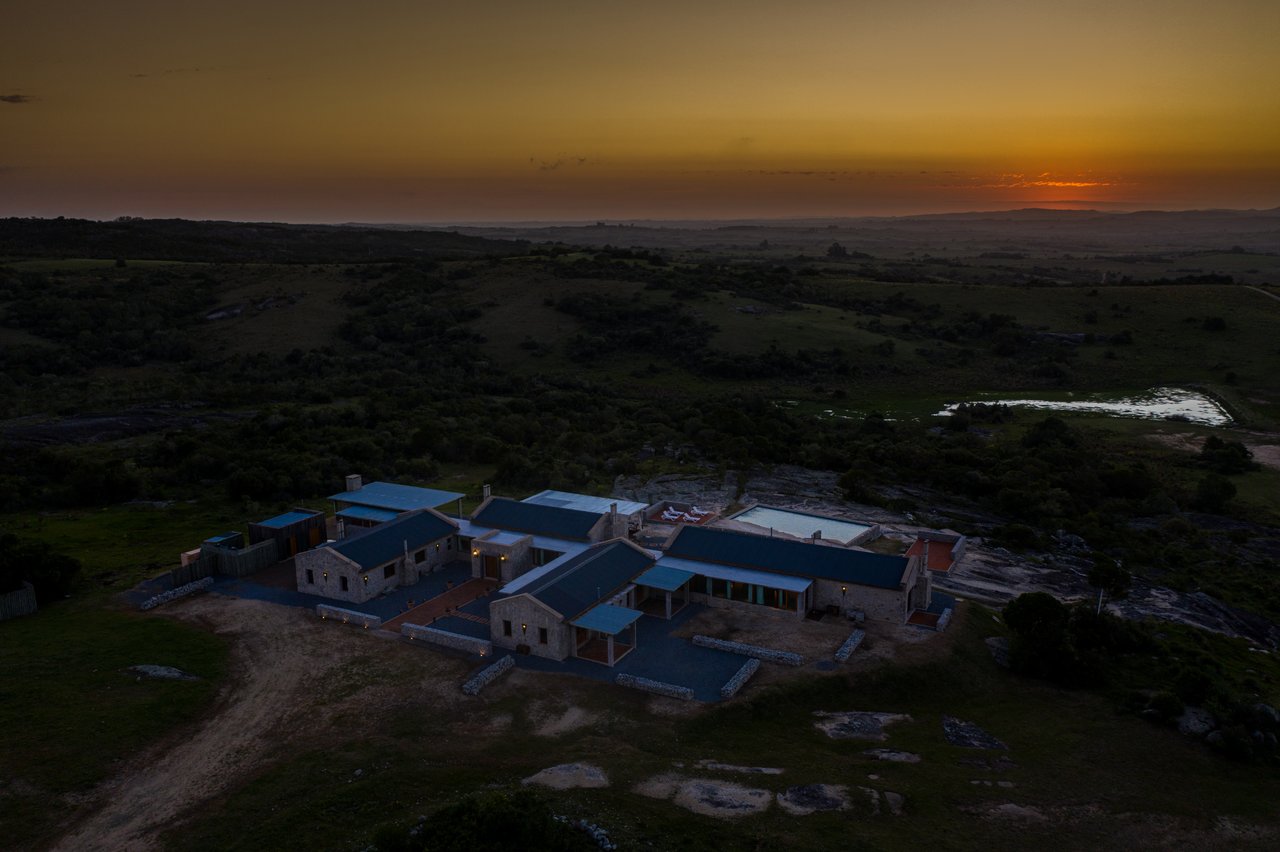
[500,554,507,561]
[363,575,369,584]
[472,549,479,557]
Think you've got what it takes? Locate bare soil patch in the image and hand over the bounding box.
[51,595,466,851]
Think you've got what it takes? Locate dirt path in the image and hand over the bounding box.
[1243,285,1280,304]
[52,595,424,851]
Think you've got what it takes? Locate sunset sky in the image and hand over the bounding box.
[2,0,1278,222]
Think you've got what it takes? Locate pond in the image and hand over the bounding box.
[937,386,1233,427]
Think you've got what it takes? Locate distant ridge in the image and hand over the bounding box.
[0,217,525,263]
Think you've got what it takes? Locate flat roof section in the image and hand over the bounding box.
[256,510,322,528]
[570,603,643,635]
[329,481,465,512]
[523,489,649,517]
[729,505,872,544]
[656,556,812,593]
[483,530,528,546]
[337,505,401,523]
[635,563,695,592]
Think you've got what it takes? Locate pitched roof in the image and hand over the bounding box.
[328,481,464,512]
[664,525,909,590]
[327,510,458,571]
[472,497,602,541]
[255,510,322,529]
[521,540,653,619]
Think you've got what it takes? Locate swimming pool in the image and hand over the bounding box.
[730,506,875,545]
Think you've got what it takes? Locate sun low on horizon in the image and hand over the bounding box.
[2,0,1278,222]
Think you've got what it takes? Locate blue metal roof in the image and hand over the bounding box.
[656,556,812,593]
[256,510,321,529]
[328,481,464,512]
[570,603,643,634]
[634,563,695,592]
[665,526,908,590]
[523,489,649,517]
[473,497,602,541]
[327,510,458,571]
[337,505,400,523]
[521,540,654,618]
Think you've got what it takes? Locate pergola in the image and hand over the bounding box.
[570,603,642,666]
[634,563,694,619]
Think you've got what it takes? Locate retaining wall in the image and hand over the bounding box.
[835,629,866,662]
[316,604,383,629]
[615,673,694,701]
[692,635,804,666]
[719,658,761,699]
[401,623,493,656]
[140,577,214,611]
[462,655,515,696]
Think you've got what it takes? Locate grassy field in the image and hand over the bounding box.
[0,602,228,847]
[163,603,1280,851]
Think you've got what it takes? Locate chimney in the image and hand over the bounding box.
[482,484,491,500]
[345,474,363,492]
[610,502,618,518]
[812,530,822,542]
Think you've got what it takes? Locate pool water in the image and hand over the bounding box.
[732,506,873,544]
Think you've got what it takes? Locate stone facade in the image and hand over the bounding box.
[488,594,573,660]
[295,533,457,604]
[469,531,534,583]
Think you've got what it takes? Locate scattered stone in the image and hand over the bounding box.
[1254,703,1280,726]
[867,774,880,780]
[863,749,921,763]
[943,716,1007,749]
[671,779,773,818]
[776,784,850,816]
[813,711,912,741]
[986,803,1046,821]
[694,760,784,775]
[858,786,881,816]
[634,773,682,800]
[985,637,1011,668]
[353,769,363,778]
[883,791,905,816]
[997,781,1015,788]
[127,665,199,681]
[1178,706,1217,737]
[523,763,609,790]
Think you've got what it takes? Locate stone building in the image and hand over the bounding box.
[657,525,930,623]
[487,539,655,666]
[295,509,459,604]
[466,497,629,584]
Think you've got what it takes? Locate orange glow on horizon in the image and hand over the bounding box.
[1,1,1276,220]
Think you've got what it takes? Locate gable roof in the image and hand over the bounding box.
[520,540,653,619]
[328,481,464,512]
[327,510,458,571]
[664,525,909,590]
[472,497,602,541]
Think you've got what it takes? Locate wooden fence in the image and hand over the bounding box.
[0,582,38,621]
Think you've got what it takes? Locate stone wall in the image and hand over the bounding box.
[140,577,214,611]
[692,635,804,666]
[471,532,533,584]
[834,629,866,662]
[316,604,383,629]
[461,655,515,695]
[0,582,38,621]
[615,673,693,701]
[402,622,493,656]
[719,658,761,699]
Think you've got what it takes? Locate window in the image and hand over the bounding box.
[384,563,396,579]
[447,538,453,551]
[305,569,314,585]
[340,576,349,592]
[538,627,548,645]
[414,550,426,564]
[503,620,512,637]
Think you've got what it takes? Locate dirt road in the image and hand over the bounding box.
[51,595,462,851]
